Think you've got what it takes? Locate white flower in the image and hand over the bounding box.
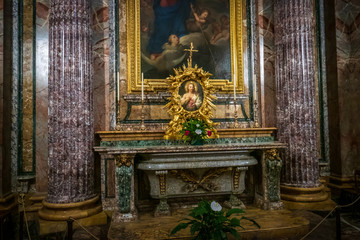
[196,124,200,127]
[210,201,222,212]
[195,129,202,135]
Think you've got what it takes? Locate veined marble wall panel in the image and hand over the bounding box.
[335,0,360,176]
[93,0,111,131]
[35,0,49,191]
[21,0,35,173]
[118,0,129,128]
[11,0,20,192]
[257,0,276,128]
[0,0,3,148]
[242,0,250,122]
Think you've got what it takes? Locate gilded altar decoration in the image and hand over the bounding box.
[169,167,232,192]
[164,43,219,140]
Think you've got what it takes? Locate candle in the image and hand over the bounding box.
[253,74,257,98]
[233,73,236,101]
[141,72,144,101]
[117,72,120,97]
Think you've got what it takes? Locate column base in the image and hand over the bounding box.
[0,193,17,211]
[38,195,102,221]
[282,198,336,211]
[281,185,328,202]
[39,211,108,236]
[327,175,354,192]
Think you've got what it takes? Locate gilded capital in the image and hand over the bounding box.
[115,154,135,167]
[265,149,281,161]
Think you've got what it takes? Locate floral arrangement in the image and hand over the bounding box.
[170,200,260,240]
[180,118,215,145]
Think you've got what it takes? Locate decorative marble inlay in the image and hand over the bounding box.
[47,0,94,203]
[11,0,20,192]
[21,0,35,173]
[274,0,320,188]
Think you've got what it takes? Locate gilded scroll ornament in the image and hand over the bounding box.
[169,167,231,192]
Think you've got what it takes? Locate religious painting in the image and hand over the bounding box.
[179,80,204,112]
[127,0,243,93]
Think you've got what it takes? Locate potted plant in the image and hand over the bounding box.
[170,200,260,240]
[180,118,215,145]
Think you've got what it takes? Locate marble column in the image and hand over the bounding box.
[274,0,327,202]
[39,0,103,221]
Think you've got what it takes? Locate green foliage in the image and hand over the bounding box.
[170,200,260,240]
[180,118,215,144]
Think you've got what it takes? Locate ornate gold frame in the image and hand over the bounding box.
[126,0,243,94]
[164,49,219,140]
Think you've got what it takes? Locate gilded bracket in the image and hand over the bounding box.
[233,166,248,191]
[115,154,135,167]
[155,170,168,196]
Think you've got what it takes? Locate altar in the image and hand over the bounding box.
[94,128,286,223]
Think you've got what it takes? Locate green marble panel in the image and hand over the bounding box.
[100,136,274,147]
[116,165,133,212]
[265,157,282,202]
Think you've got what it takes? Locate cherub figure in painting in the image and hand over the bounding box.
[210,15,230,45]
[142,34,187,71]
[186,4,210,33]
[180,81,202,111]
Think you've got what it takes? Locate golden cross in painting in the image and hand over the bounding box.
[184,42,198,67]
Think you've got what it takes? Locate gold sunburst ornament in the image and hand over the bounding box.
[164,43,219,141]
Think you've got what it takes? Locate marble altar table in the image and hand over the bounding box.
[94,128,286,223]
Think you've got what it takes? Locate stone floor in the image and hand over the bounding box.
[32,205,360,240]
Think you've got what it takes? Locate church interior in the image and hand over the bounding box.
[1,0,360,239]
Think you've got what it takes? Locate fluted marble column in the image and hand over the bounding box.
[274,0,327,202]
[39,0,105,223]
[47,0,95,204]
